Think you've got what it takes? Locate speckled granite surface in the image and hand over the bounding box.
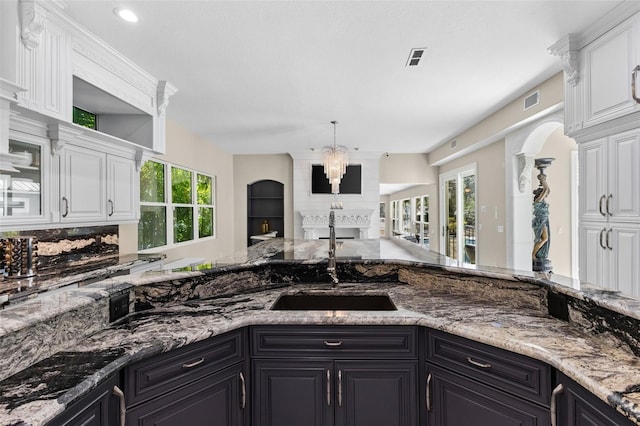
[0,238,639,425]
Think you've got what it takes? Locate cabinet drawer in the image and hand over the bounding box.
[427,330,552,406]
[251,325,417,359]
[125,329,245,407]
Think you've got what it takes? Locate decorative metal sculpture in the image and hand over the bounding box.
[532,158,554,273]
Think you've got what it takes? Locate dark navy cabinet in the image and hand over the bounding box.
[251,325,418,426]
[426,329,553,426]
[556,372,632,426]
[124,329,247,426]
[47,374,121,426]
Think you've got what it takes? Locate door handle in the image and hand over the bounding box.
[466,356,492,369]
[338,370,342,406]
[239,372,246,409]
[632,65,640,104]
[108,199,114,216]
[599,228,606,249]
[426,373,432,412]
[606,194,613,216]
[598,195,606,216]
[62,196,69,218]
[327,369,331,406]
[324,340,343,347]
[112,385,126,426]
[182,357,205,369]
[606,228,613,250]
[550,383,564,426]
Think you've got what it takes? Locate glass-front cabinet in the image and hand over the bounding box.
[0,137,50,229]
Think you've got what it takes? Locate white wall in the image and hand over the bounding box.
[290,151,382,239]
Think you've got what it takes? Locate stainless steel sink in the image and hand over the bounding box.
[271,293,397,311]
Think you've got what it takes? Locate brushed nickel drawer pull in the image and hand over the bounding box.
[108,199,115,216]
[599,228,606,249]
[606,228,613,250]
[239,372,246,409]
[599,194,606,216]
[182,357,205,368]
[550,383,564,426]
[62,196,69,218]
[466,356,492,369]
[606,194,613,216]
[324,340,343,347]
[112,385,126,426]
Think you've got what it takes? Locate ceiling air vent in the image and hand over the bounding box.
[406,48,427,67]
[524,90,540,111]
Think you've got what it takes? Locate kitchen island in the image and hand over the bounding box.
[0,238,639,425]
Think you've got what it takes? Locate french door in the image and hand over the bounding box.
[440,166,477,267]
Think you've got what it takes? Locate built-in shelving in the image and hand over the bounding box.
[247,180,284,246]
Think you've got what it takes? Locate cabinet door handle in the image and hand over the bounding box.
[338,370,342,406]
[550,383,564,426]
[112,385,126,426]
[239,372,246,409]
[632,65,640,104]
[466,356,492,369]
[606,228,613,250]
[324,340,343,347]
[426,373,432,412]
[108,199,114,216]
[599,228,607,249]
[62,197,69,218]
[327,369,331,406]
[606,194,613,216]
[598,194,606,216]
[182,357,205,369]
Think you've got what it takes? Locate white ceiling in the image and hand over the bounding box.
[63,1,622,155]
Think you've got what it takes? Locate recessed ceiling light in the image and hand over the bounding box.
[114,8,138,23]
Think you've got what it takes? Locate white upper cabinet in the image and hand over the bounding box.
[60,144,106,223]
[107,154,138,221]
[551,5,640,139]
[581,15,639,130]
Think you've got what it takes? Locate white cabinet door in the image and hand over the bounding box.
[581,14,640,129]
[107,155,137,221]
[607,224,640,296]
[607,128,640,222]
[578,139,607,222]
[579,221,607,287]
[61,145,106,222]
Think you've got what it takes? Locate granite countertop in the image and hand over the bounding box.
[0,238,639,425]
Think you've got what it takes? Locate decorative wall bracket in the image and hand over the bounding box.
[157,80,178,115]
[135,149,154,172]
[516,153,534,193]
[19,0,47,49]
[549,34,580,87]
[48,123,84,156]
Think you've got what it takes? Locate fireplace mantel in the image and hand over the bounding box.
[299,209,374,239]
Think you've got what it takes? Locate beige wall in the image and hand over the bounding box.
[379,153,437,184]
[533,127,577,277]
[429,73,564,166]
[119,119,235,263]
[233,154,293,252]
[440,140,506,268]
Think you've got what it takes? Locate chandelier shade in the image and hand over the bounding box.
[323,121,349,194]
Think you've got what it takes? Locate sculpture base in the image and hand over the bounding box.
[533,258,553,273]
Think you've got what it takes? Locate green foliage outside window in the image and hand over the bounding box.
[172,167,192,204]
[174,206,193,243]
[140,161,165,203]
[197,174,212,205]
[138,206,166,249]
[199,207,214,238]
[72,107,97,130]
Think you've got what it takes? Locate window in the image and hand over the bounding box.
[138,160,215,250]
[413,195,429,248]
[72,106,97,130]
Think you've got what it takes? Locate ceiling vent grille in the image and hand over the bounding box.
[524,90,540,111]
[406,48,427,67]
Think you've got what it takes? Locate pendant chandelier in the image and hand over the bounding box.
[322,121,349,194]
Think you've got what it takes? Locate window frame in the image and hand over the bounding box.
[138,159,216,252]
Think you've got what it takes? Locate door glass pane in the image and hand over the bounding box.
[138,206,166,249]
[174,206,194,243]
[402,199,411,235]
[422,196,429,248]
[463,175,476,265]
[446,179,457,260]
[1,140,42,218]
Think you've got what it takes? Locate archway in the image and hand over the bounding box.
[504,111,567,273]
